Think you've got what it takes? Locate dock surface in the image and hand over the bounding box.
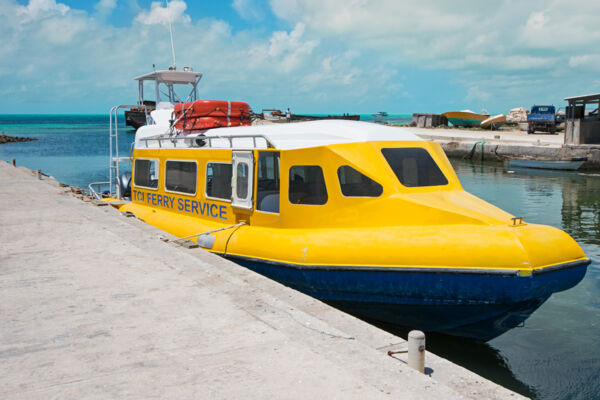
[412,127,600,167]
[0,161,525,399]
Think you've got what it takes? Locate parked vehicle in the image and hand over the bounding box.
[527,105,556,134]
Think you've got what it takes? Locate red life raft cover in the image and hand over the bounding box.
[174,100,251,131]
[174,100,251,119]
[178,116,249,131]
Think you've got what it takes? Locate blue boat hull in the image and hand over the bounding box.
[224,255,589,341]
[505,159,585,171]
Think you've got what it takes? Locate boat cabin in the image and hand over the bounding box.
[134,68,202,109]
[128,120,462,234]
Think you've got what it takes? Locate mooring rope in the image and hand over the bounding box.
[167,222,247,244]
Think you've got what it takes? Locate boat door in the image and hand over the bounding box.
[231,151,254,210]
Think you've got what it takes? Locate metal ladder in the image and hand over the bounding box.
[109,105,144,198]
[90,105,147,200]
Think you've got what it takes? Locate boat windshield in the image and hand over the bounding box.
[381,148,448,187]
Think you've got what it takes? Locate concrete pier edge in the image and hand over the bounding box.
[0,161,525,399]
[412,127,600,168]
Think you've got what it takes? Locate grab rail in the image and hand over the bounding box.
[88,181,111,200]
[138,133,276,149]
[109,104,149,199]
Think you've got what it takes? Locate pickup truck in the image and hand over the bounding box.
[527,105,556,134]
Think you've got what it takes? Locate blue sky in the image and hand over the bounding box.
[2,0,599,114]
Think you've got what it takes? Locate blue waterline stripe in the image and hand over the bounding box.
[218,254,591,276]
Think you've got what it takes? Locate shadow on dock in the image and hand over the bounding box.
[363,320,538,400]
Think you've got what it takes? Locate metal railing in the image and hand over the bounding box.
[89,104,273,199]
[88,181,111,200]
[139,133,275,149]
[89,104,148,199]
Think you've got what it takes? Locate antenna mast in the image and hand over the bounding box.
[166,0,176,70]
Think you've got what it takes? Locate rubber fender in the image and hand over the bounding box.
[119,171,131,198]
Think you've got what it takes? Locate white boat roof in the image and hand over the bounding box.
[203,120,423,150]
[134,70,202,84]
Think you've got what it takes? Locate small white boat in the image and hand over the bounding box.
[481,114,506,130]
[504,157,587,171]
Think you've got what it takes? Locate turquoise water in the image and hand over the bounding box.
[0,115,134,188]
[1,115,599,399]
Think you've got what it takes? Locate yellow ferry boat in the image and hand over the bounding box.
[91,93,590,341]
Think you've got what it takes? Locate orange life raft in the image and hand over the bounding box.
[174,100,252,131]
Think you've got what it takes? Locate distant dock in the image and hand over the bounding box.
[412,127,600,169]
[0,161,524,399]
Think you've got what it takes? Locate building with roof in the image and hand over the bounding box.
[564,93,600,145]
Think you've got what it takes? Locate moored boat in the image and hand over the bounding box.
[92,96,590,341]
[504,157,587,171]
[442,110,489,127]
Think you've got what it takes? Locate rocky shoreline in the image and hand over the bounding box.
[0,133,37,144]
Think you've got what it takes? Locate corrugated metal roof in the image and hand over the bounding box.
[564,93,600,102]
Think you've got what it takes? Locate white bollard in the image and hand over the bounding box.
[408,330,426,373]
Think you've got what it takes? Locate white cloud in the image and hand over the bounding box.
[16,0,69,22]
[94,0,117,16]
[268,0,600,107]
[569,55,600,69]
[1,0,378,113]
[134,0,190,25]
[466,86,491,102]
[2,0,599,114]
[232,0,265,21]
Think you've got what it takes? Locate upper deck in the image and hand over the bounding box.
[135,120,425,150]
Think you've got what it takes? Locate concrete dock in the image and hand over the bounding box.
[413,127,600,167]
[0,161,525,399]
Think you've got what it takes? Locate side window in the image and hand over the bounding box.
[236,162,249,199]
[337,166,383,197]
[381,148,448,187]
[134,159,158,189]
[257,152,280,213]
[289,165,327,205]
[165,160,197,194]
[206,162,232,200]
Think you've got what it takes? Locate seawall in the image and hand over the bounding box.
[412,127,600,168]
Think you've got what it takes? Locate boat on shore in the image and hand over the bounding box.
[504,157,587,171]
[481,114,506,130]
[442,110,489,128]
[90,78,590,341]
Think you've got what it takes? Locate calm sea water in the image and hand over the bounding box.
[1,115,599,399]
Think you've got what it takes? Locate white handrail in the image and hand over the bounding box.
[138,133,275,149]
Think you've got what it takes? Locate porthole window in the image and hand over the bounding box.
[206,162,232,200]
[289,165,328,205]
[337,166,383,197]
[381,148,448,187]
[165,160,197,195]
[134,159,158,189]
